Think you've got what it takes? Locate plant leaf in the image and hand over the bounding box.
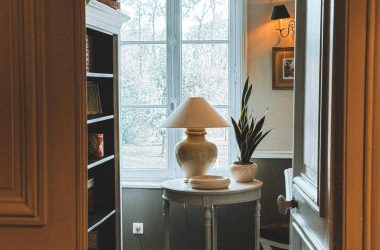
[231,118,242,152]
[244,84,252,110]
[241,77,249,110]
[251,115,266,139]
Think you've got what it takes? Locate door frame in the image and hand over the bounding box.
[363,0,380,249]
[329,0,370,249]
[73,0,378,249]
[293,0,370,249]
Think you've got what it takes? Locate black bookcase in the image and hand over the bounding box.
[85,1,128,249]
[86,26,118,250]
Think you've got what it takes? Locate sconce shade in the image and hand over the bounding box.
[271,5,290,20]
[161,97,229,128]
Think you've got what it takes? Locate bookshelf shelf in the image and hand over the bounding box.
[87,72,114,78]
[87,114,114,124]
[88,209,116,232]
[88,154,115,170]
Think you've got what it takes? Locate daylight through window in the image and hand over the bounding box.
[119,0,244,180]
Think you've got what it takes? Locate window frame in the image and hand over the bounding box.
[119,0,246,184]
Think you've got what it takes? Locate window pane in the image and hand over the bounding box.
[120,108,167,169]
[120,0,166,41]
[182,44,228,105]
[208,108,229,169]
[182,0,229,40]
[120,44,167,105]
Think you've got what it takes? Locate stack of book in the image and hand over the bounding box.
[86,35,94,72]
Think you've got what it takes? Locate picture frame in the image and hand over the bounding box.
[87,82,103,115]
[272,47,295,90]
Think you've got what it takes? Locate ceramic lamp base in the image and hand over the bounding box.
[176,129,217,182]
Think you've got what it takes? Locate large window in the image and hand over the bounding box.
[120,0,244,181]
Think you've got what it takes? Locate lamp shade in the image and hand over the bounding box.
[161,97,229,128]
[271,5,290,20]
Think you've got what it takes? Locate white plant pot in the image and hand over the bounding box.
[230,162,258,182]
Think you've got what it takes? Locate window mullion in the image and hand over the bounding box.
[166,0,182,178]
[172,0,182,179]
[229,0,245,166]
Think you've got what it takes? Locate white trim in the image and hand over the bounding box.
[121,180,163,189]
[291,217,324,250]
[293,176,319,213]
[181,40,229,44]
[86,0,130,34]
[120,40,166,44]
[253,151,293,159]
[260,238,289,249]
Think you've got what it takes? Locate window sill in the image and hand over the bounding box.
[120,151,293,189]
[121,170,231,189]
[253,151,293,159]
[121,180,163,189]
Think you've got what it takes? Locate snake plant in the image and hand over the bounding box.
[231,77,271,164]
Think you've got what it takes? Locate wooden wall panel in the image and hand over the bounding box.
[0,0,46,226]
[0,0,86,248]
[344,0,367,249]
[0,1,13,189]
[364,1,380,249]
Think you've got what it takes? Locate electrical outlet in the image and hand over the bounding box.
[133,222,144,235]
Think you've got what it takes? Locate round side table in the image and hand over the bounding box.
[161,178,263,250]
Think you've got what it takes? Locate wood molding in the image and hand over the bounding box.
[343,0,367,249]
[364,0,380,249]
[0,0,47,226]
[328,0,368,249]
[74,0,87,249]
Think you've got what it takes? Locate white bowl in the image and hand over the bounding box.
[188,175,231,190]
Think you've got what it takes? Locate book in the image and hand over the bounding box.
[88,133,104,158]
[97,0,120,9]
[88,178,95,214]
[88,231,98,250]
[86,35,94,72]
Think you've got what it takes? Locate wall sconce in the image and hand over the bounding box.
[271,5,295,38]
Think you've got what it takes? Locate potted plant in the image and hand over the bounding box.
[230,77,271,182]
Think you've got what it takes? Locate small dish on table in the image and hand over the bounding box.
[188,175,230,190]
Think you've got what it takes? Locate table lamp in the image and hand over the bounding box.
[161,97,229,182]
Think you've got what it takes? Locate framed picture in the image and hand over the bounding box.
[272,47,295,90]
[87,82,102,115]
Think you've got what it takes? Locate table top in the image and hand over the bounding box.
[161,178,263,195]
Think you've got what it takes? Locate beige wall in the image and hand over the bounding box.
[247,0,295,153]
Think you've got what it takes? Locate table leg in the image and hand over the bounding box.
[212,205,218,250]
[254,200,261,250]
[204,206,212,250]
[163,199,170,250]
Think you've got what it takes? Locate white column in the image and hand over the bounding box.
[204,206,212,250]
[163,199,170,250]
[212,205,218,250]
[254,200,261,250]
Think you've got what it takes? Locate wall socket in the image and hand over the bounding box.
[133,222,144,234]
